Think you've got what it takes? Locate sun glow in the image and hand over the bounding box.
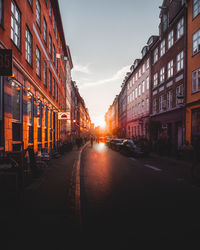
[92,115,106,128]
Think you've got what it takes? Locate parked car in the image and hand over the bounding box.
[119,139,143,157]
[110,139,124,151]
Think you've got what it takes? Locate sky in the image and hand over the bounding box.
[58,0,163,127]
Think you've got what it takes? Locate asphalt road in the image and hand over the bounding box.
[80,142,200,247]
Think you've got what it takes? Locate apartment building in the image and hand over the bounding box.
[186,0,200,145]
[150,0,187,150]
[0,0,71,154]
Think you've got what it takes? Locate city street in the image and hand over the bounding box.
[1,142,200,249]
[80,142,200,247]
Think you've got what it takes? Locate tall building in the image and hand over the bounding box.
[186,0,200,145]
[0,0,69,154]
[150,0,187,150]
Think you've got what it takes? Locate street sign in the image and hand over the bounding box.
[58,111,70,120]
[0,49,12,76]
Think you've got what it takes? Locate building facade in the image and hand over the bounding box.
[150,0,187,150]
[186,0,200,145]
[0,0,69,154]
[126,40,153,139]
[118,82,127,138]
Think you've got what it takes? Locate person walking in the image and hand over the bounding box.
[90,136,94,147]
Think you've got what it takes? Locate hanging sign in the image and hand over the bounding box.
[0,49,12,76]
[58,112,70,120]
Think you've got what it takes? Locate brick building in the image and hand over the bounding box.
[186,0,200,145]
[0,0,70,154]
[150,0,187,150]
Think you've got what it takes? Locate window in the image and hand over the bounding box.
[177,17,184,40]
[153,73,158,87]
[53,44,55,64]
[28,0,32,7]
[142,101,144,113]
[163,14,168,32]
[177,51,184,72]
[146,58,149,69]
[11,81,21,121]
[160,40,165,57]
[49,70,52,93]
[0,0,2,25]
[44,61,47,87]
[193,0,200,18]
[168,30,174,49]
[167,90,173,109]
[138,103,140,114]
[142,81,145,93]
[53,78,55,97]
[153,98,157,114]
[159,95,165,112]
[193,29,200,55]
[49,0,52,20]
[43,18,47,43]
[25,27,32,65]
[146,98,149,112]
[45,106,48,141]
[139,68,141,78]
[135,87,137,98]
[146,76,149,90]
[160,67,165,83]
[36,46,41,77]
[11,1,21,48]
[154,47,158,63]
[138,84,141,96]
[142,64,145,74]
[192,68,200,93]
[36,0,41,27]
[49,33,52,56]
[53,15,55,32]
[176,84,183,105]
[135,72,138,81]
[167,60,173,78]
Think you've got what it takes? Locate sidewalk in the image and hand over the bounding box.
[0,144,85,250]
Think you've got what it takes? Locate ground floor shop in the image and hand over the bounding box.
[126,116,149,139]
[150,107,185,150]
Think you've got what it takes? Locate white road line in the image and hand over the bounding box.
[130,157,137,161]
[144,164,162,172]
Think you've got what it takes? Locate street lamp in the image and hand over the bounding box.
[177,93,184,105]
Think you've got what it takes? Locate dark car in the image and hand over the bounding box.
[110,139,124,151]
[119,139,143,157]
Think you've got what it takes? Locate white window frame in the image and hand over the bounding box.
[142,81,145,93]
[36,46,41,77]
[36,0,41,27]
[168,60,173,78]
[193,0,200,18]
[167,90,173,109]
[49,33,52,56]
[146,98,149,112]
[177,51,184,72]
[43,18,47,43]
[192,68,200,93]
[146,58,149,69]
[25,27,32,65]
[160,67,165,83]
[193,29,200,55]
[154,47,158,63]
[11,1,21,48]
[153,73,158,87]
[138,85,141,96]
[153,98,157,114]
[135,87,137,98]
[146,76,149,90]
[177,17,184,40]
[160,40,165,57]
[168,30,174,49]
[159,95,165,112]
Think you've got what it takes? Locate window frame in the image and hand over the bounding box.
[25,26,32,66]
[168,30,174,49]
[193,0,200,19]
[36,0,41,28]
[11,1,21,49]
[177,51,184,72]
[177,17,184,40]
[192,68,200,93]
[167,60,173,79]
[193,29,200,55]
[36,46,41,77]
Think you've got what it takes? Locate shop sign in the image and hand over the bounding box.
[0,49,12,76]
[58,112,70,120]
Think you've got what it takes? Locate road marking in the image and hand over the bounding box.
[130,157,137,161]
[144,164,162,172]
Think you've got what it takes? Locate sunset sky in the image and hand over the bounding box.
[59,0,162,127]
